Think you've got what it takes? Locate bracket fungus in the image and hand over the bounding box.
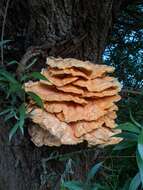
[25,57,122,147]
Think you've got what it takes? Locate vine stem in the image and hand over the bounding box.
[1,0,11,65]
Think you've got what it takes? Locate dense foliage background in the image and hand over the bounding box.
[0,0,143,190]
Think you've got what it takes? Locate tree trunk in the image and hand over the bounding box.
[4,0,126,63]
[0,0,128,189]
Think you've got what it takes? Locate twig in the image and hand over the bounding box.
[1,0,11,65]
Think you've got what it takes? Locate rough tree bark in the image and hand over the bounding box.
[2,0,128,63]
[0,0,131,189]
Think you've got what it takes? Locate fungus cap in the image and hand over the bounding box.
[25,57,122,147]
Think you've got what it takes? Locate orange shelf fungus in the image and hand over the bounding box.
[25,57,122,147]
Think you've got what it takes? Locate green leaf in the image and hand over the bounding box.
[19,103,26,135]
[0,40,11,47]
[92,184,106,190]
[0,76,9,81]
[63,181,83,190]
[86,162,102,183]
[129,172,141,190]
[0,70,17,83]
[4,111,15,121]
[136,150,143,186]
[60,185,66,190]
[9,122,19,141]
[27,91,44,108]
[30,72,50,81]
[0,108,11,116]
[116,122,140,134]
[20,74,30,82]
[113,140,136,150]
[113,132,138,141]
[7,60,18,66]
[138,129,143,160]
[26,58,37,70]
[121,180,131,190]
[129,110,142,128]
[8,82,22,93]
[90,186,98,190]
